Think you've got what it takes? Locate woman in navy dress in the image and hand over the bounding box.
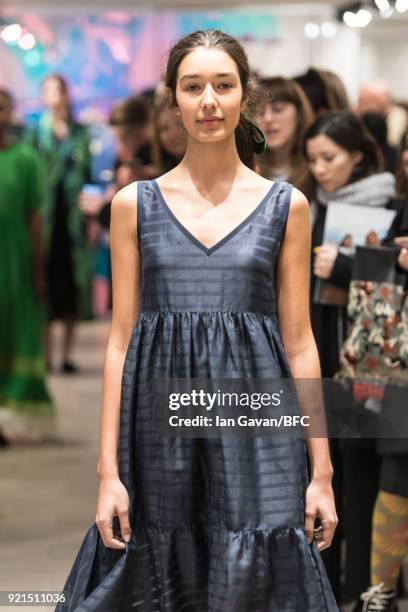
[57,30,338,611]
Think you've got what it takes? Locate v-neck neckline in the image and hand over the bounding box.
[152,179,278,256]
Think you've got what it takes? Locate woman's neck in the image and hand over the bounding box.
[179,135,246,196]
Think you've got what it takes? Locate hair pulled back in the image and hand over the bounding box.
[165,29,260,169]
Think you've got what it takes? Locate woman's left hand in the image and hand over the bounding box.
[398,247,408,271]
[305,478,338,551]
[313,244,338,280]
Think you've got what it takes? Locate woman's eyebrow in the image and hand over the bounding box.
[180,72,237,82]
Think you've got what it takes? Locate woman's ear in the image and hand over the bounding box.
[352,150,363,166]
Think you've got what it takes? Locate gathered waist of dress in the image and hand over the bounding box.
[137,309,277,320]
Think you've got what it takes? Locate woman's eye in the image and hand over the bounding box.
[218,82,232,89]
[186,84,200,92]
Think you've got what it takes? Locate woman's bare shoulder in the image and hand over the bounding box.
[110,182,139,239]
[111,181,138,212]
[288,186,310,218]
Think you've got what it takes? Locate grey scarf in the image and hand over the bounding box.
[310,172,396,226]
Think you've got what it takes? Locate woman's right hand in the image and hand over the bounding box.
[95,476,131,549]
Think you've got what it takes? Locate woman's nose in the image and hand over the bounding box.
[201,86,217,109]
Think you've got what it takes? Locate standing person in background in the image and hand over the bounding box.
[0,89,54,444]
[32,74,93,374]
[294,68,350,116]
[304,110,396,607]
[255,77,314,197]
[356,135,408,612]
[108,95,156,179]
[361,112,398,174]
[357,79,407,149]
[151,98,187,175]
[395,129,408,202]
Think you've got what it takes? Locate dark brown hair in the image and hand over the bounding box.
[257,77,315,196]
[0,88,14,109]
[151,97,186,174]
[109,95,150,128]
[396,129,408,198]
[165,29,260,169]
[294,68,350,115]
[318,70,351,112]
[304,110,383,186]
[42,74,73,119]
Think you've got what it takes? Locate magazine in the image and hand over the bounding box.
[313,202,396,306]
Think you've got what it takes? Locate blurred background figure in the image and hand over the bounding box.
[357,134,408,612]
[361,112,398,174]
[108,95,156,178]
[305,109,396,606]
[0,88,54,445]
[396,130,408,202]
[32,74,93,374]
[79,95,186,317]
[255,76,314,196]
[151,98,186,174]
[294,67,351,116]
[357,79,408,149]
[88,160,140,317]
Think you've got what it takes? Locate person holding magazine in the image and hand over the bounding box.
[304,110,397,606]
[354,130,408,612]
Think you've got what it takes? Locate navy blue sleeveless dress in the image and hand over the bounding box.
[56,179,338,611]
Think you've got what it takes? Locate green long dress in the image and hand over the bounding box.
[31,114,93,321]
[0,140,55,441]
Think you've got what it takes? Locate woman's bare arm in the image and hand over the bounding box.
[95,182,140,549]
[276,187,337,549]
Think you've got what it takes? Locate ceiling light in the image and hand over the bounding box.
[0,23,22,43]
[18,32,36,51]
[395,0,408,12]
[356,8,372,27]
[343,10,360,27]
[374,0,390,10]
[304,22,320,39]
[380,6,394,16]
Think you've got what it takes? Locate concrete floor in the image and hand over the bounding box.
[0,320,407,612]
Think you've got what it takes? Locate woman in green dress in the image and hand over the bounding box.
[32,75,93,373]
[0,89,54,444]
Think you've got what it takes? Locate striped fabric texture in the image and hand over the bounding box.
[56,179,338,611]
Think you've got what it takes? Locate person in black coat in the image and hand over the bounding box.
[304,111,397,606]
[356,132,408,612]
